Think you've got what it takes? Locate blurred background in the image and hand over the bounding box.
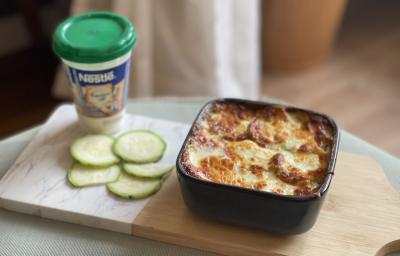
[0,0,398,156]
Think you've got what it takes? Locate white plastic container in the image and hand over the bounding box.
[52,12,137,134]
[62,52,131,133]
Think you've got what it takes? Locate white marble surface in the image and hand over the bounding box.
[0,104,190,234]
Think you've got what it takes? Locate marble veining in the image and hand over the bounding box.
[0,104,190,234]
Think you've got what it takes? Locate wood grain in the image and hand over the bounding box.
[132,152,400,256]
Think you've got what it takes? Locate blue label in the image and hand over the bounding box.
[65,59,130,118]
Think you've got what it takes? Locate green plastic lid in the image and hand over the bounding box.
[52,12,137,63]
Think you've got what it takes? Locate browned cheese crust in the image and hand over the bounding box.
[181,102,334,196]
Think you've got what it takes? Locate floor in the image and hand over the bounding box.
[263,0,400,157]
[0,1,399,157]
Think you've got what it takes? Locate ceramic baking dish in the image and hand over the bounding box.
[176,98,340,234]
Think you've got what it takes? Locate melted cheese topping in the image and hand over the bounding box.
[182,102,334,196]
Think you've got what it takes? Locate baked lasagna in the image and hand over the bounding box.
[181,101,336,196]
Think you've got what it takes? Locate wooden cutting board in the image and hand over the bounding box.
[1,104,399,255]
[0,104,191,234]
[132,153,400,256]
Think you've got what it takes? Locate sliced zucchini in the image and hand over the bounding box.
[70,134,119,166]
[107,173,161,199]
[123,163,174,178]
[68,163,121,187]
[113,130,166,163]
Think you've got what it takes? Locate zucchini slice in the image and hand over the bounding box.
[107,173,161,199]
[123,163,174,178]
[70,134,119,166]
[68,163,121,187]
[113,130,166,163]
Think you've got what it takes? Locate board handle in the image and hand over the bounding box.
[376,239,400,256]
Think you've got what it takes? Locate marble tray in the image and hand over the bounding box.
[0,104,190,234]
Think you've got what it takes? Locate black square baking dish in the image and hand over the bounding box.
[176,98,340,234]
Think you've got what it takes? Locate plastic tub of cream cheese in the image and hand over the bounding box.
[52,12,137,133]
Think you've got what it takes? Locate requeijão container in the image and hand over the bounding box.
[52,12,137,133]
